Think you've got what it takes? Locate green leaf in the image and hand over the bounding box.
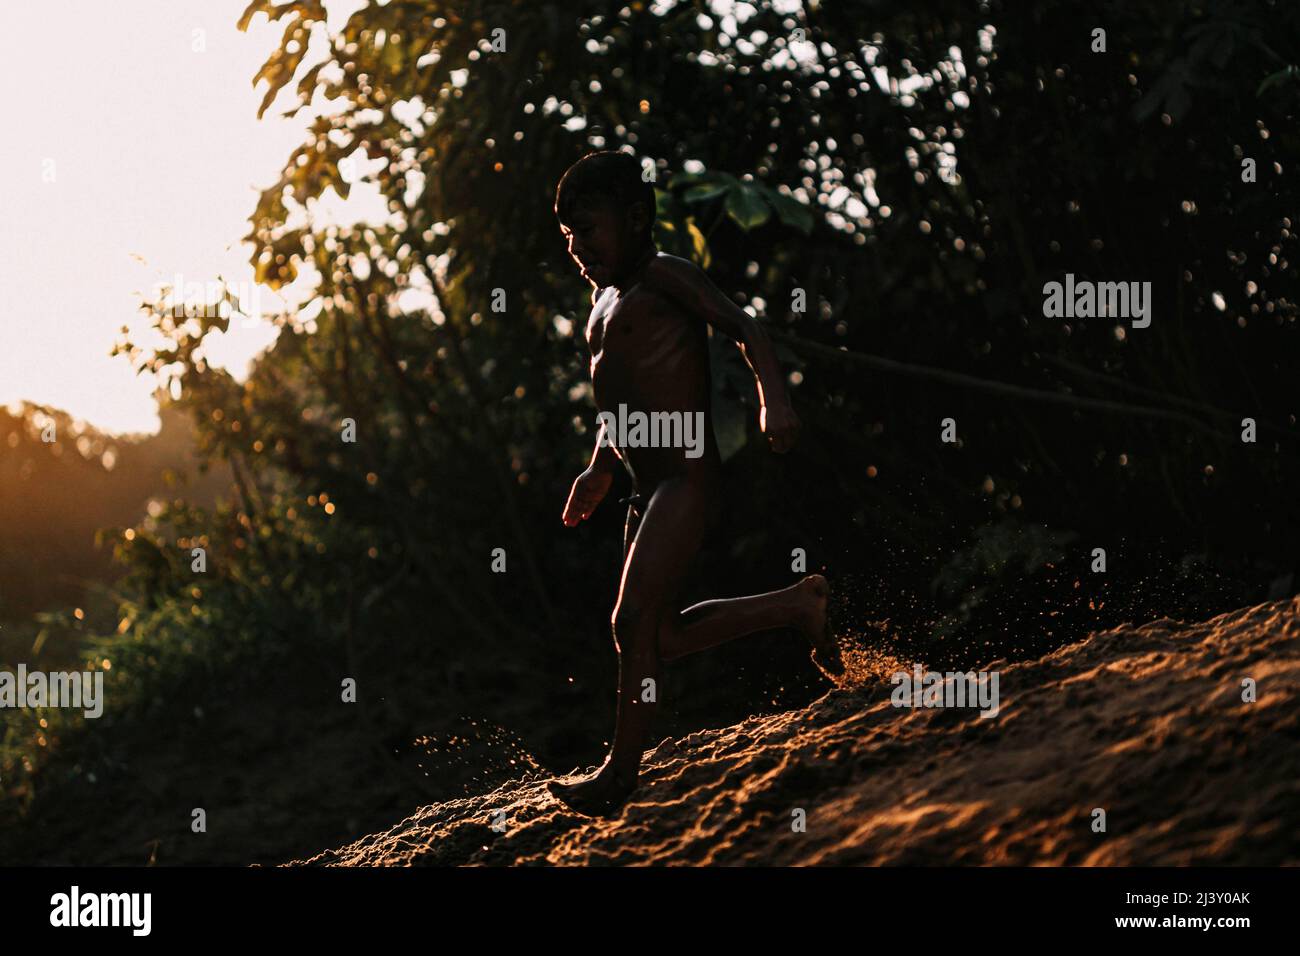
[669,170,737,190]
[724,183,771,231]
[654,187,683,222]
[763,187,816,235]
[682,182,730,203]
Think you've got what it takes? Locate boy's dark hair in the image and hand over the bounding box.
[554,150,656,242]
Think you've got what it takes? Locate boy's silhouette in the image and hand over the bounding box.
[547,151,838,816]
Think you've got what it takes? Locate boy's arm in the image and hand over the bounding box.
[588,420,621,474]
[563,421,619,526]
[645,255,800,452]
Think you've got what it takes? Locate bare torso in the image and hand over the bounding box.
[586,255,723,493]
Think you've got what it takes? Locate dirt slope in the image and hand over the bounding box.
[288,597,1300,865]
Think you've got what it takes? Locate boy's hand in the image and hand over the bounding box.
[562,466,614,526]
[760,402,801,453]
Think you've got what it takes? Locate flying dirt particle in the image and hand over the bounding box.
[814,619,915,690]
[410,718,543,794]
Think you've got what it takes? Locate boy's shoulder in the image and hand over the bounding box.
[642,252,704,292]
[635,253,712,315]
[587,254,708,312]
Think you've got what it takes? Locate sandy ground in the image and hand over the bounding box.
[287,596,1300,865]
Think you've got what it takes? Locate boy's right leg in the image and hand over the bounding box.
[658,575,837,666]
[620,486,833,666]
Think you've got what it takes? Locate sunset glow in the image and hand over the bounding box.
[0,0,370,435]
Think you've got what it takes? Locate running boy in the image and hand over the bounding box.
[547,151,836,815]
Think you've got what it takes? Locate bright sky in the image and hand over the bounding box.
[0,0,916,438]
[0,0,372,437]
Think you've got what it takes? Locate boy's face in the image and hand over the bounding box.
[560,195,646,290]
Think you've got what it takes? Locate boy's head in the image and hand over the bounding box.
[555,150,656,288]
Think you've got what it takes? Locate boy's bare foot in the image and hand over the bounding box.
[792,574,842,677]
[547,763,638,816]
